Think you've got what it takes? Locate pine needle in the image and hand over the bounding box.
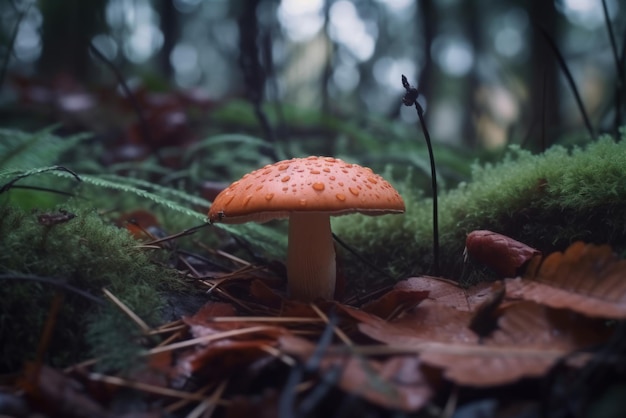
[102,288,151,334]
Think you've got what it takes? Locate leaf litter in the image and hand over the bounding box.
[9,231,626,416]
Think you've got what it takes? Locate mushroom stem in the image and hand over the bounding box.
[287,212,336,301]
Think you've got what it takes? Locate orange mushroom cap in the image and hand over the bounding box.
[208,156,405,223]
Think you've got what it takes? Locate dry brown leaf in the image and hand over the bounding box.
[422,302,608,386]
[177,300,287,377]
[356,300,607,387]
[505,241,626,318]
[175,338,279,377]
[278,335,432,412]
[389,276,467,311]
[183,301,239,336]
[466,230,540,277]
[355,300,478,346]
[468,281,506,337]
[360,286,429,320]
[19,363,107,418]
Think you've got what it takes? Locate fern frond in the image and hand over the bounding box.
[50,170,207,221]
[1,165,288,257]
[0,127,90,170]
[96,174,213,208]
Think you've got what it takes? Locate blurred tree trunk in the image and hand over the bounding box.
[158,0,178,79]
[417,0,435,102]
[459,1,480,148]
[39,0,107,81]
[529,0,560,143]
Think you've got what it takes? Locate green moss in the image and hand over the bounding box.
[333,131,626,287]
[0,204,179,372]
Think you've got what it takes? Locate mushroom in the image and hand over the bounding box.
[208,156,405,301]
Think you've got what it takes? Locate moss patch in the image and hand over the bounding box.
[333,132,626,287]
[0,204,179,372]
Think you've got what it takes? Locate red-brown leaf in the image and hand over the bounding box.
[466,230,541,277]
[505,241,626,318]
[355,299,607,387]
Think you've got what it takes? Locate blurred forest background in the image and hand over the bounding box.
[0,0,623,181]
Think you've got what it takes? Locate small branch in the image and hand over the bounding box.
[402,75,440,276]
[0,274,105,305]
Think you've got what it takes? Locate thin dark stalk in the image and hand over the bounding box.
[3,184,77,197]
[0,166,81,194]
[0,4,29,92]
[237,0,280,162]
[541,69,547,152]
[332,232,395,281]
[0,274,105,305]
[602,0,624,137]
[535,23,596,140]
[401,75,439,276]
[278,312,337,418]
[89,43,163,164]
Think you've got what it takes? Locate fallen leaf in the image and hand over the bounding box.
[421,302,608,386]
[356,300,607,387]
[505,242,626,319]
[360,286,429,320]
[176,338,279,378]
[388,276,471,311]
[466,230,541,277]
[355,300,478,346]
[176,300,287,377]
[183,301,238,336]
[468,281,505,337]
[19,363,107,418]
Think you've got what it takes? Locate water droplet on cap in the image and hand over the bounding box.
[312,182,325,191]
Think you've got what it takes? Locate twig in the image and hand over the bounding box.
[87,372,225,403]
[164,383,216,414]
[310,304,353,347]
[211,316,323,323]
[0,274,104,305]
[278,312,337,418]
[142,222,210,247]
[260,344,297,367]
[401,75,440,275]
[185,379,228,418]
[147,326,280,355]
